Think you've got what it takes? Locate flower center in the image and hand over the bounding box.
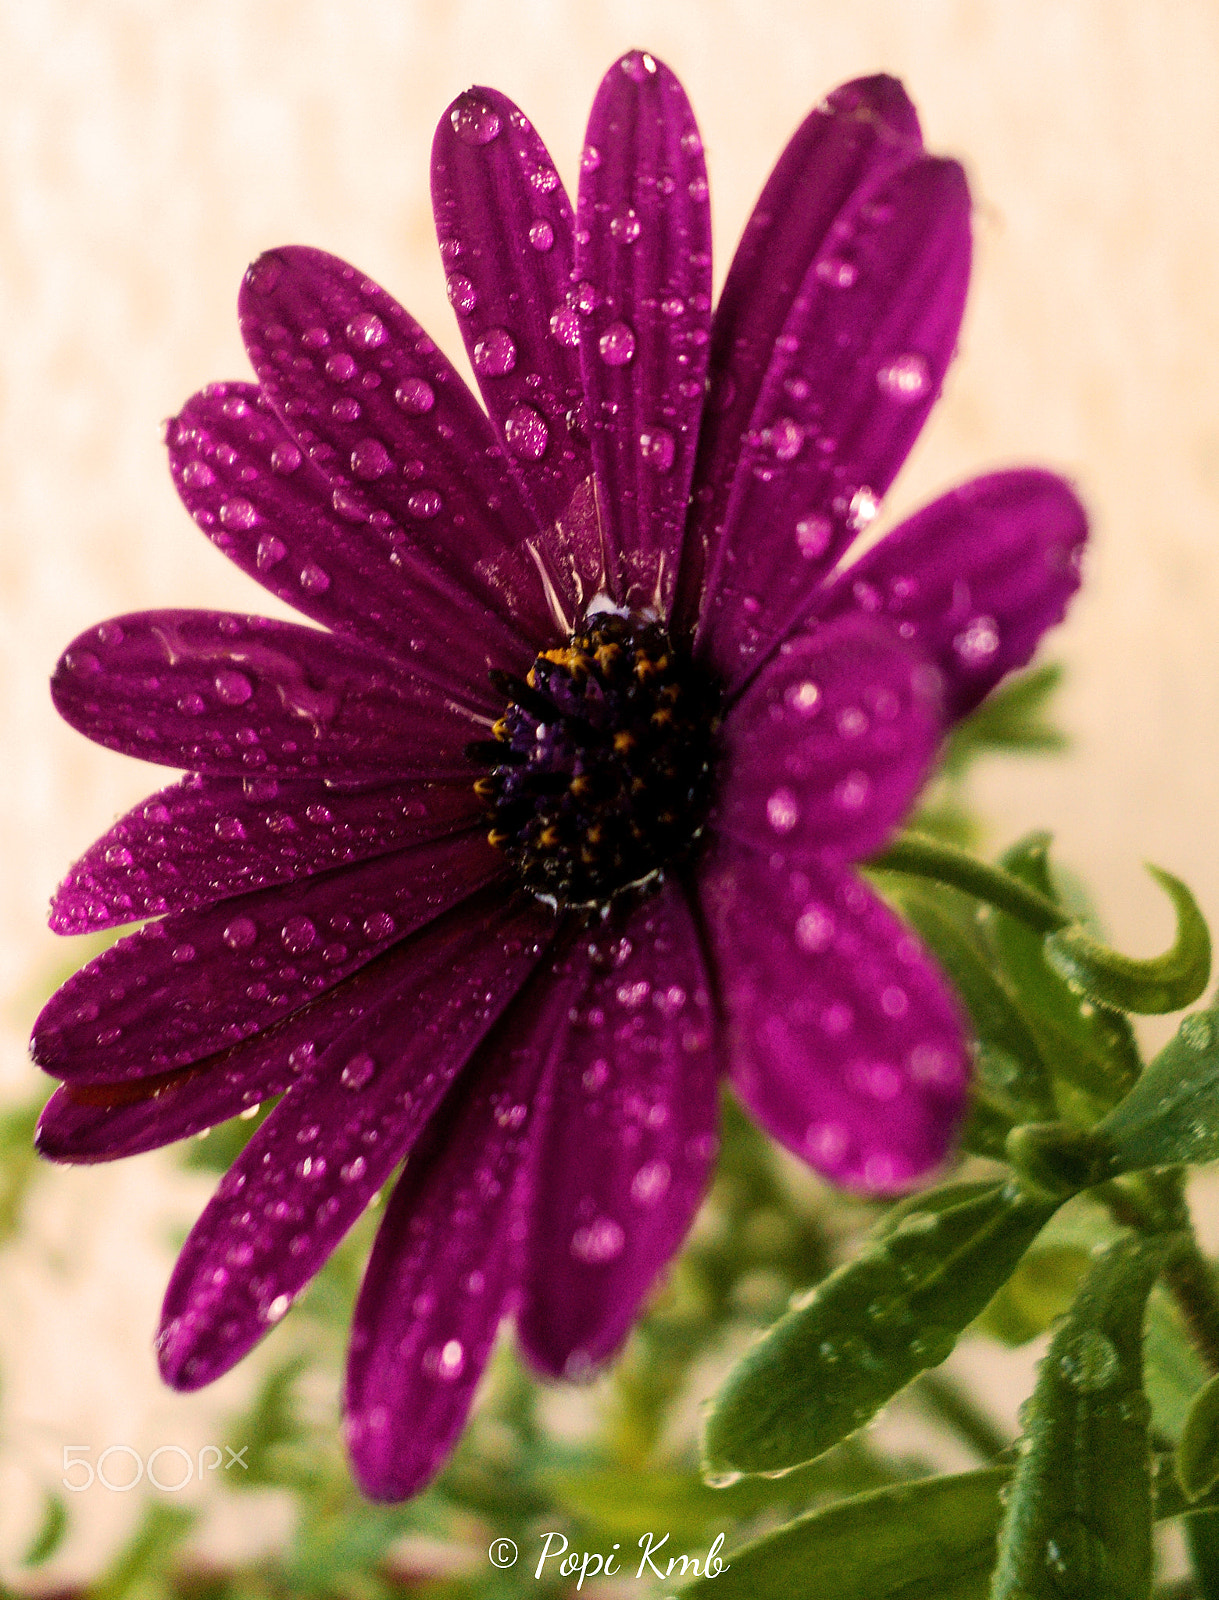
[470,613,721,910]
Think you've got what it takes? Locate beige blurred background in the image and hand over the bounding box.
[1,0,1218,1583]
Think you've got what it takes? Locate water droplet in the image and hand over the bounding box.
[953,615,1001,665]
[795,904,835,953]
[223,916,258,950]
[639,426,676,473]
[796,513,832,559]
[620,50,658,82]
[182,459,215,489]
[219,497,258,531]
[816,255,858,288]
[450,94,501,146]
[214,669,254,705]
[171,943,196,964]
[834,771,871,811]
[504,403,549,460]
[631,1160,672,1206]
[806,1121,850,1165]
[767,788,799,834]
[341,1052,377,1091]
[1058,1329,1120,1391]
[472,327,517,377]
[784,679,821,716]
[341,1155,367,1182]
[528,219,554,252]
[280,915,317,954]
[270,441,302,474]
[407,488,442,520]
[394,377,435,414]
[580,144,602,173]
[350,438,391,480]
[680,128,703,155]
[837,705,868,738]
[325,352,357,382]
[571,1217,625,1263]
[877,352,930,402]
[765,417,803,461]
[598,320,636,367]
[264,1293,291,1323]
[688,175,709,202]
[548,306,580,348]
[346,311,386,349]
[446,274,478,315]
[300,561,331,593]
[245,255,282,294]
[1181,1013,1215,1052]
[436,1339,465,1379]
[610,207,641,244]
[848,486,879,529]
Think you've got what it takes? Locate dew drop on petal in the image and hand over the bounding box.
[446,274,478,315]
[877,352,930,402]
[504,403,549,460]
[848,486,879,529]
[450,94,501,145]
[214,669,254,705]
[610,207,641,244]
[245,255,282,295]
[300,561,331,593]
[264,1294,292,1324]
[219,497,258,531]
[325,352,357,382]
[953,615,1001,665]
[834,771,871,812]
[346,311,386,349]
[341,1052,377,1091]
[435,1339,465,1380]
[580,144,602,173]
[816,255,858,288]
[407,489,443,520]
[796,513,832,559]
[182,460,214,488]
[222,916,258,950]
[620,50,658,81]
[784,679,821,716]
[172,943,196,964]
[571,1217,625,1263]
[639,426,676,473]
[280,915,317,954]
[270,441,301,474]
[528,219,555,252]
[795,903,835,952]
[630,1160,671,1205]
[472,327,518,377]
[350,438,391,480]
[549,306,580,347]
[598,320,636,366]
[766,416,803,461]
[807,1121,850,1166]
[340,1155,367,1182]
[394,377,435,414]
[688,175,709,202]
[767,788,800,834]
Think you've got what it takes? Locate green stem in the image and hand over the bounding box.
[916,1370,1011,1462]
[868,832,1068,933]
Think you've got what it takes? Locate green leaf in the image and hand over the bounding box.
[20,1493,67,1569]
[975,1243,1092,1346]
[1145,1283,1211,1443]
[990,1234,1172,1600]
[679,1467,1009,1600]
[940,661,1068,778]
[91,1502,197,1600]
[701,1180,1056,1478]
[1044,866,1211,1015]
[1097,1002,1219,1173]
[1179,1373,1219,1500]
[1187,1509,1219,1600]
[889,885,1056,1126]
[986,833,1143,1108]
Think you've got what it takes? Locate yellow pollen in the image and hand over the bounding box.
[487,828,509,849]
[613,730,635,754]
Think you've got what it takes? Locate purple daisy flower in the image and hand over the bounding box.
[32,53,1085,1500]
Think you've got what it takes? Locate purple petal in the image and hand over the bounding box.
[35,950,413,1162]
[345,996,548,1501]
[156,891,555,1390]
[699,838,968,1192]
[168,384,525,701]
[238,246,562,647]
[514,881,720,1377]
[675,76,922,634]
[817,470,1088,721]
[574,51,713,613]
[712,615,940,863]
[33,832,503,1081]
[52,610,482,781]
[695,157,972,688]
[432,89,597,560]
[50,774,480,934]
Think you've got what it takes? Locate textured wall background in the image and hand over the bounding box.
[2,0,1217,1582]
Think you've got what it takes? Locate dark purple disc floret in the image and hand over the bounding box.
[32,50,1086,1500]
